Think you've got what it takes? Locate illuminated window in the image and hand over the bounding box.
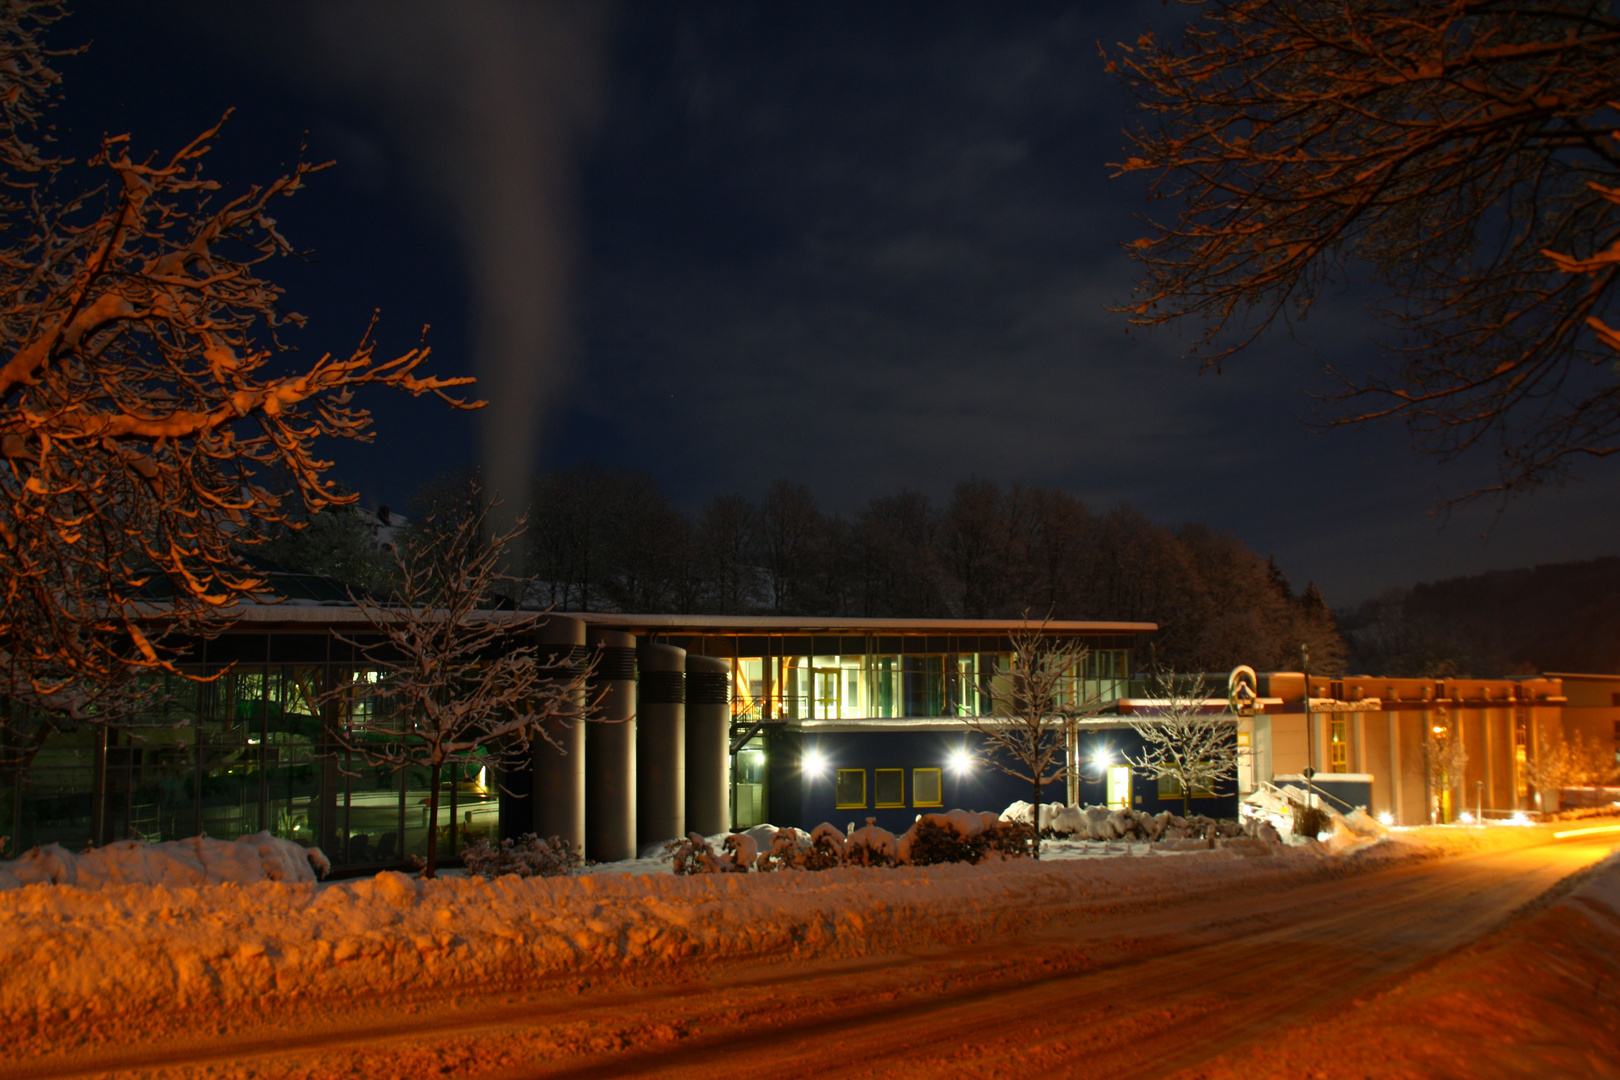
[835,769,866,809]
[875,769,904,808]
[912,768,943,807]
[1330,719,1348,772]
[1158,774,1215,799]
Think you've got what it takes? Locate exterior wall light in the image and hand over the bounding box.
[803,751,826,778]
[949,750,973,774]
[1091,749,1111,767]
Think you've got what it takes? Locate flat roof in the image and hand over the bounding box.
[218,605,1156,636]
[576,614,1157,635]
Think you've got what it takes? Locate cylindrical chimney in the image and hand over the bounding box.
[585,628,637,863]
[530,614,588,857]
[636,642,687,852]
[684,653,731,837]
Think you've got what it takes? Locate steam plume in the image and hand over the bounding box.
[300,1,610,547]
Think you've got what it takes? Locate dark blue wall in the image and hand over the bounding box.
[761,725,1238,833]
[763,729,1061,835]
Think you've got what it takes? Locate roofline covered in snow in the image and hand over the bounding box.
[572,613,1157,635]
[211,605,1157,636]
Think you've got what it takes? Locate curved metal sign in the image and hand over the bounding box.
[1228,665,1259,715]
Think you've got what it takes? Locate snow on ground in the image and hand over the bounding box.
[0,815,1584,1029]
[0,832,325,891]
[1185,844,1620,1079]
[0,837,1381,1025]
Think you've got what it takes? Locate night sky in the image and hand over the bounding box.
[57,1,1620,605]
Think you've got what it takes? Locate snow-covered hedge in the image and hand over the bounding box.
[667,813,1032,874]
[1004,800,1263,844]
[0,832,328,891]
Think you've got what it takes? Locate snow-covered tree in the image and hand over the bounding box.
[1522,727,1616,812]
[256,498,397,597]
[962,616,1101,858]
[1424,715,1469,823]
[0,3,477,751]
[327,500,598,877]
[1125,672,1239,817]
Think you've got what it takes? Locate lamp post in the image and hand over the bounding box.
[1301,644,1314,809]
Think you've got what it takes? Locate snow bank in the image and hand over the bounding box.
[0,833,327,891]
[0,843,1338,1025]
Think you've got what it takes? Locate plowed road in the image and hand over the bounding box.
[7,834,1615,1080]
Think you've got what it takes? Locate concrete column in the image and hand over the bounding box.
[636,642,687,851]
[531,614,587,856]
[685,654,731,837]
[1389,710,1403,824]
[586,629,638,863]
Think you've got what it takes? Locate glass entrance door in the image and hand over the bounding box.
[1106,764,1131,810]
[813,669,840,719]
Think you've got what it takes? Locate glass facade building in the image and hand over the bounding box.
[0,610,1152,870]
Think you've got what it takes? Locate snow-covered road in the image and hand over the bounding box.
[3,828,1616,1079]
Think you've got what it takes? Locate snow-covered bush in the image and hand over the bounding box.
[667,833,733,875]
[901,811,1032,865]
[1002,800,1069,836]
[845,818,897,867]
[755,827,812,871]
[1003,801,1254,846]
[803,823,846,870]
[902,819,976,866]
[665,831,766,874]
[1291,801,1331,840]
[460,834,573,879]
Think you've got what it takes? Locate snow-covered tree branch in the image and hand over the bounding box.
[0,2,479,750]
[1108,1,1620,505]
[1125,672,1238,817]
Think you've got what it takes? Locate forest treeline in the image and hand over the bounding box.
[1342,557,1620,678]
[267,465,1347,674]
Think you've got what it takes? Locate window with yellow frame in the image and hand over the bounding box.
[875,768,905,807]
[1329,718,1348,772]
[912,767,943,808]
[1157,774,1216,799]
[835,769,866,809]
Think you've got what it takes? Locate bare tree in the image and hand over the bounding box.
[1125,671,1239,818]
[696,493,761,614]
[328,502,597,877]
[0,4,476,746]
[758,479,824,614]
[1108,1,1620,502]
[1522,726,1616,812]
[963,616,1100,858]
[1425,716,1470,823]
